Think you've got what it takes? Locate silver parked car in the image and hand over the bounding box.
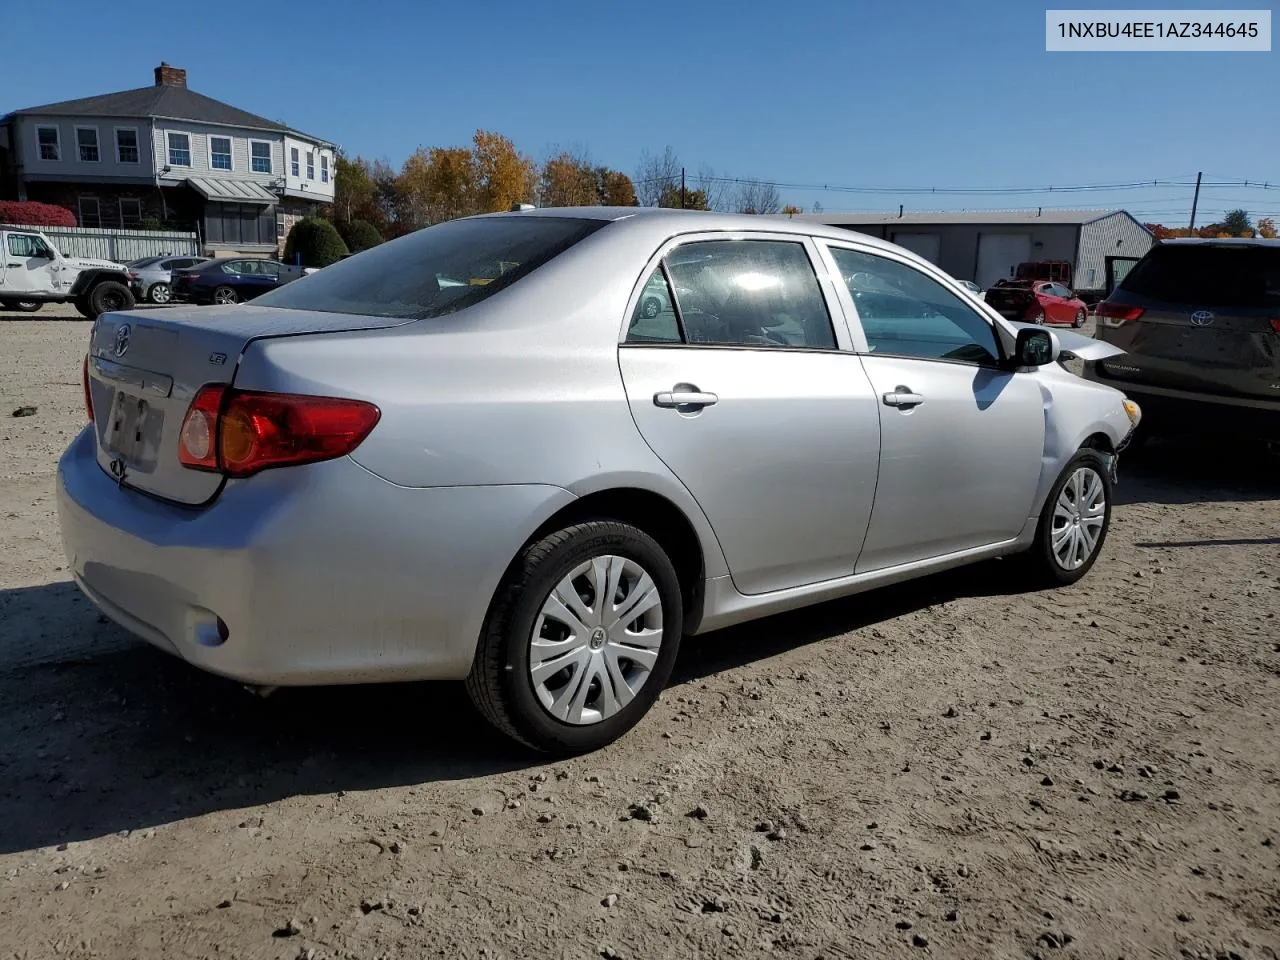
[58,209,1140,754]
[126,254,211,304]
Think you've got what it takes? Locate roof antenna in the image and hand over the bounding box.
[898,204,903,218]
[1038,206,1042,216]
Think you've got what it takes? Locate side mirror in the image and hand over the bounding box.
[1014,327,1057,366]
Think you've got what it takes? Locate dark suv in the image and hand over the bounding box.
[1085,239,1280,442]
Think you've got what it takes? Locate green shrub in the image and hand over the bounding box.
[338,218,382,253]
[283,216,349,268]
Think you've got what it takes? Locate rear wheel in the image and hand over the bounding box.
[1026,450,1112,586]
[148,282,172,304]
[213,286,238,305]
[87,281,134,319]
[1032,308,1046,325]
[466,520,683,754]
[0,299,42,313]
[1073,308,1086,327]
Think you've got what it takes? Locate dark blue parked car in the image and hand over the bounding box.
[171,258,308,305]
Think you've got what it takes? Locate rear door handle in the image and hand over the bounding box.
[654,388,718,410]
[882,386,924,408]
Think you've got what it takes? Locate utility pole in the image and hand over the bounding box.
[680,167,686,210]
[1189,171,1202,232]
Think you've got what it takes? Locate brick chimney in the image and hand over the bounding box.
[154,63,187,88]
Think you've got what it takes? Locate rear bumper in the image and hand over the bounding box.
[56,427,575,686]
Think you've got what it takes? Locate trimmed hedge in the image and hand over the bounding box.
[0,201,77,227]
[338,218,382,253]
[282,217,349,268]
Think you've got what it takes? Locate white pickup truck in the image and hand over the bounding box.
[0,227,136,318]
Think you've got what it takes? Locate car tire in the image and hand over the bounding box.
[1073,308,1086,328]
[1026,449,1113,587]
[466,520,684,755]
[1033,308,1046,325]
[87,281,134,319]
[642,296,661,319]
[1,299,42,313]
[148,282,172,305]
[73,297,94,320]
[213,286,238,305]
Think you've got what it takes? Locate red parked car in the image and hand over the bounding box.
[983,280,1089,327]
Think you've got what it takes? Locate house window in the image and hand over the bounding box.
[203,202,277,246]
[168,131,191,167]
[306,150,315,180]
[250,140,272,174]
[119,198,143,227]
[290,147,300,177]
[276,210,286,240]
[210,136,233,171]
[36,126,60,161]
[115,127,139,163]
[321,154,329,184]
[78,197,102,228]
[76,127,100,163]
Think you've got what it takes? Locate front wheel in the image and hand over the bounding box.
[148,282,172,304]
[1026,449,1113,586]
[213,286,238,305]
[1032,308,1046,325]
[466,521,684,754]
[1073,308,1086,328]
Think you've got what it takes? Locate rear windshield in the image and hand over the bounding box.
[255,216,605,318]
[1121,244,1280,309]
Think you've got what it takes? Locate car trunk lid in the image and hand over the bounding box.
[86,305,418,505]
[985,281,1035,318]
[1095,243,1280,401]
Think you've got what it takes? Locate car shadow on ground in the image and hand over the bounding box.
[1113,434,1279,506]
[0,557,1036,855]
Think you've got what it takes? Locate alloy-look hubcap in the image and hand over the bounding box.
[1051,467,1107,570]
[528,554,663,726]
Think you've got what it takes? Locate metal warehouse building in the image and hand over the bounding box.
[801,209,1154,296]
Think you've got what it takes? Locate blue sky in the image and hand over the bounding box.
[3,0,1276,224]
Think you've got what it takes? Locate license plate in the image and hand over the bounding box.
[106,390,158,465]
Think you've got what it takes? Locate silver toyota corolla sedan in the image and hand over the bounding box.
[57,208,1141,754]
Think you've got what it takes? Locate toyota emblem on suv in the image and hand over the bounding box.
[1190,311,1214,326]
[113,323,132,358]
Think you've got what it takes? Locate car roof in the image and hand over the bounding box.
[1157,237,1280,247]
[467,206,918,256]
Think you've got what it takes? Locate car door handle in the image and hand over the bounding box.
[882,386,925,408]
[6,262,22,267]
[654,389,718,409]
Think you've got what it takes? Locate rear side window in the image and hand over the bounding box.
[1122,244,1280,308]
[626,239,835,349]
[256,216,606,318]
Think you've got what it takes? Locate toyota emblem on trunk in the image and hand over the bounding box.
[1190,311,1214,326]
[113,323,132,358]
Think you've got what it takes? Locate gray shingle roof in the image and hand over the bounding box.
[7,84,330,144]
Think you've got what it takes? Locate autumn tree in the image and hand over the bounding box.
[635,147,682,207]
[1222,208,1253,236]
[781,204,804,215]
[473,129,535,212]
[657,184,709,210]
[1258,217,1277,239]
[333,153,376,224]
[596,168,638,206]
[539,151,598,207]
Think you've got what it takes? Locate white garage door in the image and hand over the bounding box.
[890,232,941,264]
[976,234,1032,290]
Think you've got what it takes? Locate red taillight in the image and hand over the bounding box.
[178,384,226,470]
[1095,301,1145,326]
[1270,318,1280,334]
[82,355,93,423]
[178,386,380,478]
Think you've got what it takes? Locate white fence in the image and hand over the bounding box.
[4,224,200,262]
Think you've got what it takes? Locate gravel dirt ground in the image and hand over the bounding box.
[1,308,1278,960]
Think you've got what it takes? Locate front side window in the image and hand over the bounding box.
[290,147,300,177]
[168,132,191,167]
[628,239,835,349]
[250,140,272,174]
[255,215,606,318]
[221,260,244,274]
[210,136,232,171]
[320,154,329,183]
[7,233,52,258]
[116,128,139,163]
[36,125,60,161]
[829,246,1001,365]
[305,150,315,180]
[76,127,100,163]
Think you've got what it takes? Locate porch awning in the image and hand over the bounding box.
[186,177,278,205]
